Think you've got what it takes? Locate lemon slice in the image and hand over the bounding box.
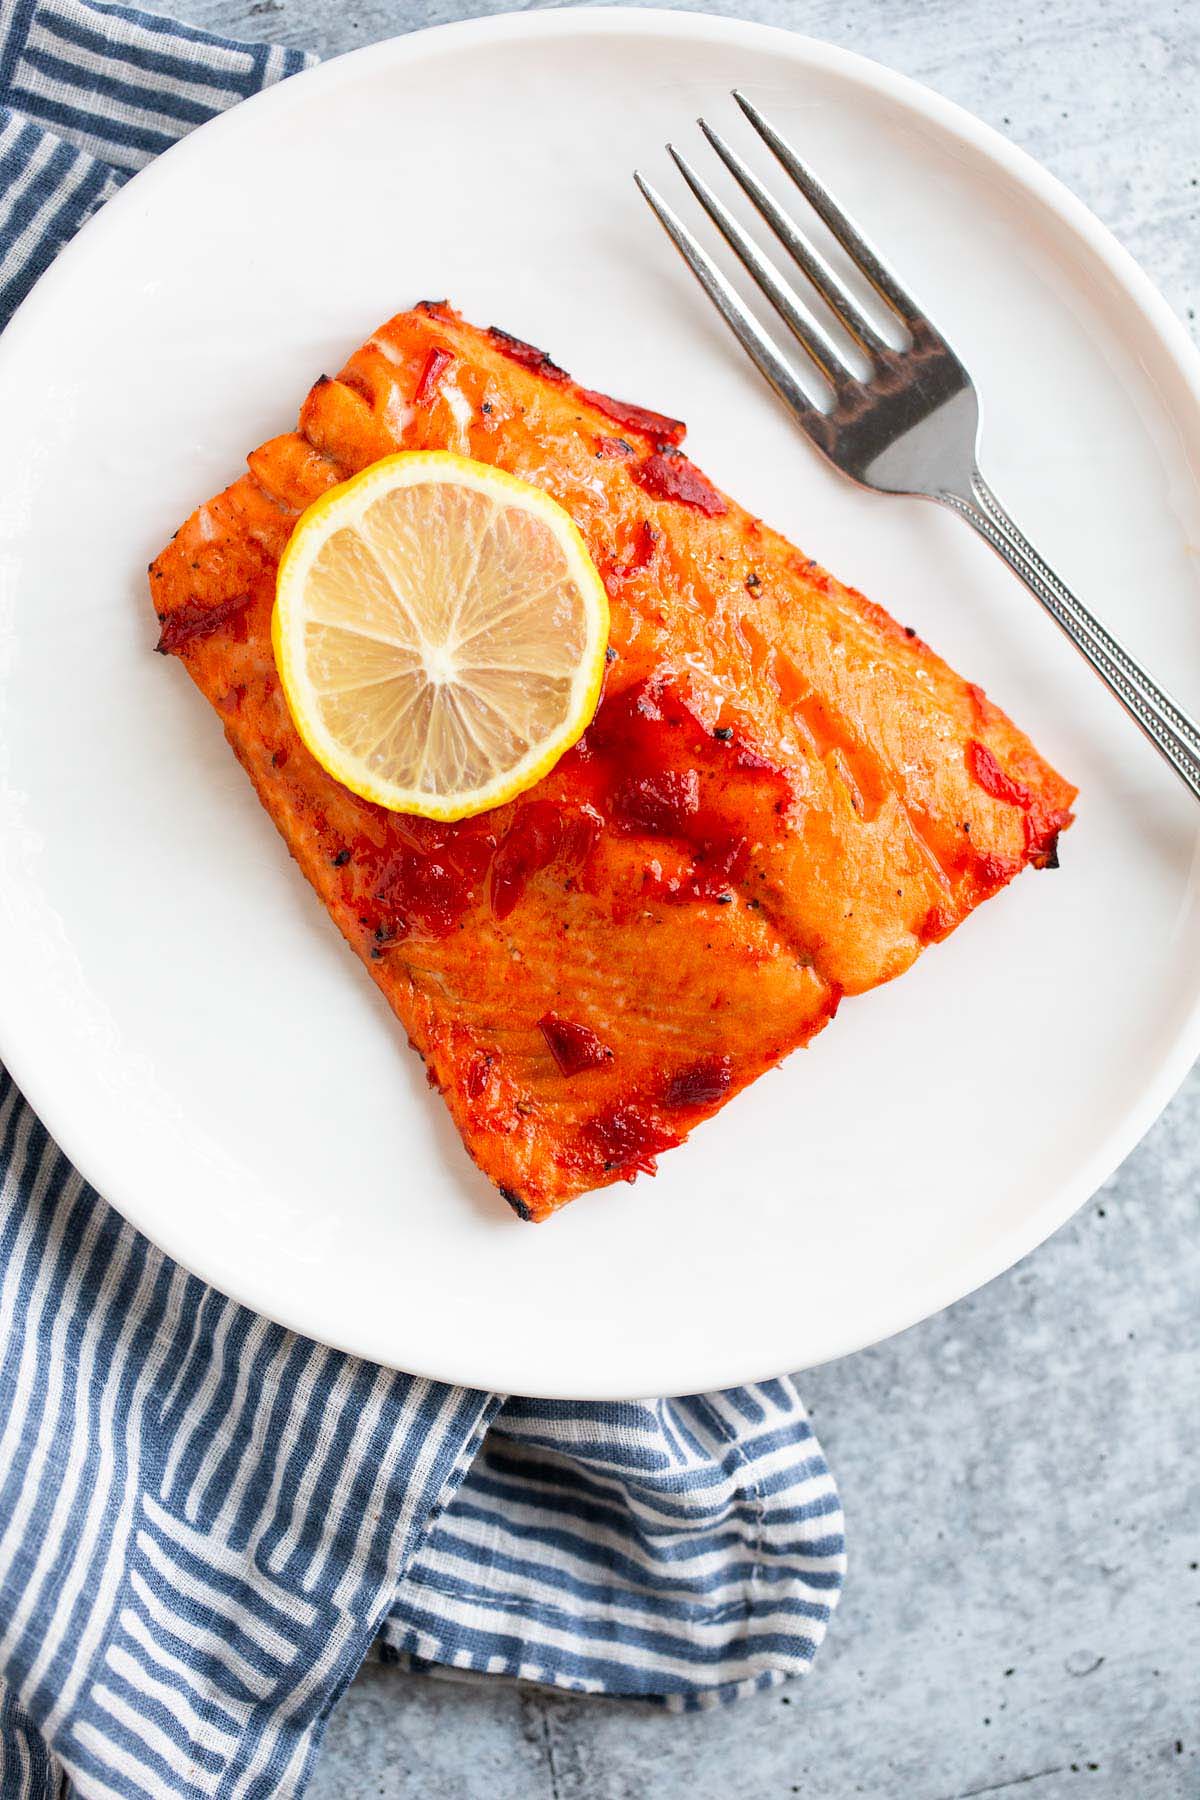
[273,451,609,820]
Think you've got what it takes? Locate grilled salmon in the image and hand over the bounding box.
[150,303,1075,1220]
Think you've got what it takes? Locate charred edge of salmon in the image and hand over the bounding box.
[1033,832,1061,871]
[498,1185,533,1221]
[487,325,569,382]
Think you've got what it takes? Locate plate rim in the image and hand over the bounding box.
[2,5,1199,1396]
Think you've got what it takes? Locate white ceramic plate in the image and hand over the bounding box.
[2,9,1199,1398]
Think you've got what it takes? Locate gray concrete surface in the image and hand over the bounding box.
[150,1,1200,1793]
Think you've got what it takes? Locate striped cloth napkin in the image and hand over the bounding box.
[0,3,846,1794]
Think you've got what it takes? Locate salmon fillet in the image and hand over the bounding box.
[150,302,1075,1220]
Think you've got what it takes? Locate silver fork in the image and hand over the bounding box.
[635,92,1200,801]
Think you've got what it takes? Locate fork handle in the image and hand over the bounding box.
[939,471,1200,802]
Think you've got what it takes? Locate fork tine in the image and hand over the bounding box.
[696,119,889,359]
[633,174,826,420]
[732,90,922,327]
[665,145,851,386]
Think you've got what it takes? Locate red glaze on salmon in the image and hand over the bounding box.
[150,302,1076,1219]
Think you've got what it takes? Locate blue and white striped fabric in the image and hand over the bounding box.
[0,5,846,1794]
[0,0,309,322]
